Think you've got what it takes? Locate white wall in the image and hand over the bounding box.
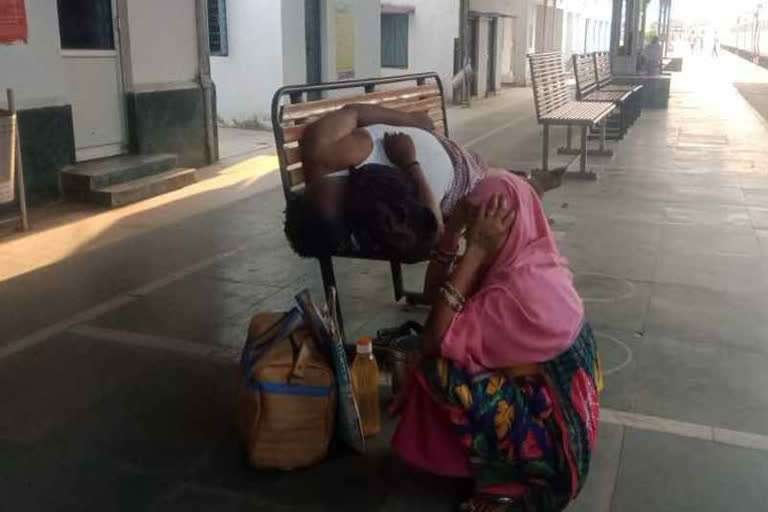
[0,0,70,108]
[354,0,381,79]
[381,0,460,99]
[321,0,380,82]
[281,0,307,85]
[127,0,199,88]
[500,16,515,83]
[211,0,284,126]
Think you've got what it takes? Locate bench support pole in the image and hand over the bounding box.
[391,261,404,301]
[542,125,550,172]
[319,256,344,336]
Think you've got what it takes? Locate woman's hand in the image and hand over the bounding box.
[384,132,417,168]
[466,194,515,259]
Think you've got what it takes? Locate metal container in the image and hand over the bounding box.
[373,328,421,396]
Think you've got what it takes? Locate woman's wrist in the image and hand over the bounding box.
[463,244,489,266]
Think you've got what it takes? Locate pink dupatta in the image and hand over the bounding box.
[441,173,583,374]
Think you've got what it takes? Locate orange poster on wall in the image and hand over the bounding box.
[0,0,27,43]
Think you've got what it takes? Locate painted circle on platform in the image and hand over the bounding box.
[595,331,633,376]
[574,273,635,303]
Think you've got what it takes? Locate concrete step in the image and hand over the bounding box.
[61,153,178,198]
[89,168,197,207]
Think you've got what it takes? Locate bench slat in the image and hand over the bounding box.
[288,165,305,187]
[284,145,302,166]
[282,85,441,121]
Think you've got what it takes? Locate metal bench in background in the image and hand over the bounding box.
[271,73,448,333]
[528,52,616,179]
[593,52,644,123]
[572,53,633,146]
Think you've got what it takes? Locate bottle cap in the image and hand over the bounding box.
[356,337,373,354]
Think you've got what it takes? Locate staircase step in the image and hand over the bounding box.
[89,168,197,207]
[61,153,178,196]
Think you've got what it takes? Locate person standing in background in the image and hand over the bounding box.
[644,36,664,74]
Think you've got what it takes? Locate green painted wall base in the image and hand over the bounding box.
[16,105,76,203]
[126,86,210,168]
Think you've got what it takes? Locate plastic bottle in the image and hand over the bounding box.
[351,337,381,437]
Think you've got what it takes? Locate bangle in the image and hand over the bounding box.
[430,248,458,266]
[439,286,464,312]
[439,282,467,312]
[443,282,467,307]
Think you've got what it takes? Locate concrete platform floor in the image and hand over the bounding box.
[3,53,768,510]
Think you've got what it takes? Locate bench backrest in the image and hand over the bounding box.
[572,53,598,99]
[271,73,448,201]
[528,52,571,122]
[594,52,613,87]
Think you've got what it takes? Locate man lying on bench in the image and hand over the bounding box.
[285,104,563,261]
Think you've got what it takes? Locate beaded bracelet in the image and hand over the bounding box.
[443,282,467,307]
[439,286,464,312]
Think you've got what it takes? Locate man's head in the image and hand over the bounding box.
[652,36,660,45]
[345,164,439,262]
[284,180,350,258]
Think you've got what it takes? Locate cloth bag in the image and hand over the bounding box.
[238,309,336,470]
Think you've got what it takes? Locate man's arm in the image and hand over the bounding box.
[301,104,434,183]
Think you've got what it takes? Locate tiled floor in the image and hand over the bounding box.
[3,53,768,510]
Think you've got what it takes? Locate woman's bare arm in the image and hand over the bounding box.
[421,195,515,357]
[421,246,486,357]
[301,104,434,183]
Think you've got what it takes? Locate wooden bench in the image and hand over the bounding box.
[593,52,643,124]
[572,53,633,145]
[271,73,448,334]
[528,52,616,179]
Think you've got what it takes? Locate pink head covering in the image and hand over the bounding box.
[441,173,584,374]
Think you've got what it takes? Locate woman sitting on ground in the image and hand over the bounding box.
[285,104,563,262]
[391,173,601,512]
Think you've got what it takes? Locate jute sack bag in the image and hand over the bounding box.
[238,309,336,470]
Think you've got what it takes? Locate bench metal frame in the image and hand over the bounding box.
[571,53,632,147]
[271,72,448,333]
[528,52,616,179]
[593,52,643,123]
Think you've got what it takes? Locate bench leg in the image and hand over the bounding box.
[390,261,428,306]
[557,125,579,155]
[390,261,404,302]
[542,125,550,172]
[319,256,344,338]
[600,122,607,152]
[580,126,588,174]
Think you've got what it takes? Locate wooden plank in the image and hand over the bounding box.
[284,145,302,166]
[288,166,305,187]
[282,124,307,143]
[282,85,441,121]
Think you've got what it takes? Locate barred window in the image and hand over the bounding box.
[208,0,228,56]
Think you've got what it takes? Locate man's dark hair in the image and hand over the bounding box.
[284,194,349,258]
[345,164,439,263]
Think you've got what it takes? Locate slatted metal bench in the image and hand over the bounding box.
[572,53,633,145]
[528,52,616,179]
[271,73,448,333]
[593,52,643,124]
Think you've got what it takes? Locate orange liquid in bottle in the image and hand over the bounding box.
[351,337,381,437]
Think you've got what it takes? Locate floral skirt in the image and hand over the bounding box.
[420,323,601,512]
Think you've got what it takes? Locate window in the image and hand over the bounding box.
[57,0,114,50]
[381,13,409,68]
[208,0,228,56]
